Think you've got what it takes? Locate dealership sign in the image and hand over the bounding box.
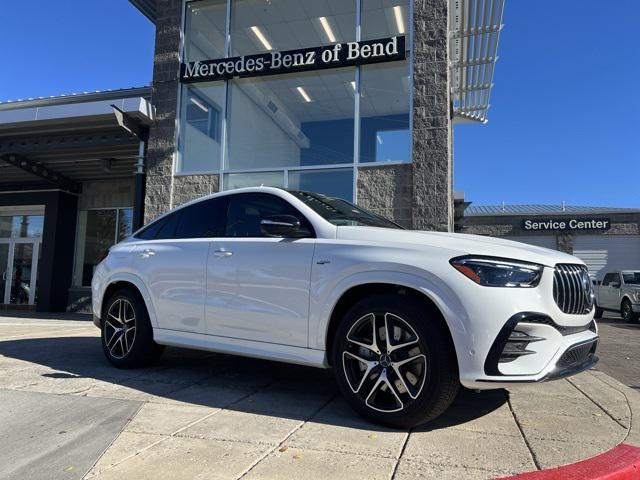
[522,218,611,232]
[181,36,406,83]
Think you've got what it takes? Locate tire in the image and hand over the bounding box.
[101,288,164,368]
[594,305,603,319]
[621,299,639,324]
[332,293,459,429]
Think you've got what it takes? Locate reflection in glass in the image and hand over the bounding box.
[10,243,33,305]
[231,0,356,56]
[0,243,8,303]
[288,168,353,201]
[185,0,227,63]
[359,61,410,163]
[224,172,284,190]
[227,69,356,170]
[179,83,225,172]
[0,215,44,238]
[361,0,409,40]
[78,209,132,286]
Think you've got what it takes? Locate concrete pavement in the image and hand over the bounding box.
[0,314,638,479]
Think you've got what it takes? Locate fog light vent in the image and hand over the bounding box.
[499,330,544,363]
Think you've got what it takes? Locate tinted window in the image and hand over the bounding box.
[603,273,620,286]
[155,212,181,240]
[623,272,640,285]
[175,198,227,238]
[225,193,313,238]
[136,216,169,240]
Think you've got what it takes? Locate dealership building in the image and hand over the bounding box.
[460,203,640,279]
[1,0,636,313]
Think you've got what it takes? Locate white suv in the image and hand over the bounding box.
[92,187,599,428]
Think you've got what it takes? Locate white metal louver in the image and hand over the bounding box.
[449,0,505,124]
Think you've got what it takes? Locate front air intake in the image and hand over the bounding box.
[553,264,594,315]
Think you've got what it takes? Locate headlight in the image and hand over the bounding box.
[450,256,544,287]
[632,291,640,302]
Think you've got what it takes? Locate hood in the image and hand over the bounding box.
[335,227,581,267]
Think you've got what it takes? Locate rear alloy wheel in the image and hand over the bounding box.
[621,299,638,323]
[333,294,459,429]
[104,298,137,359]
[102,289,164,368]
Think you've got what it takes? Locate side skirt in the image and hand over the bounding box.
[154,328,329,369]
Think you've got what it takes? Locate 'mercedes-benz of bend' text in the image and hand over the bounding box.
[92,187,599,428]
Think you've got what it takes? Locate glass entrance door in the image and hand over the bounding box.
[0,243,9,303]
[0,240,40,305]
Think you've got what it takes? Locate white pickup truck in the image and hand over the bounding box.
[594,270,640,322]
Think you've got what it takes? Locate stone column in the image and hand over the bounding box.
[411,0,452,231]
[144,0,183,223]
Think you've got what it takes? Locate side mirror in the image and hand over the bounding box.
[260,215,310,238]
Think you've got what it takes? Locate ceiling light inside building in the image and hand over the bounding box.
[393,6,405,34]
[250,26,272,51]
[189,96,209,112]
[296,87,312,103]
[318,17,336,43]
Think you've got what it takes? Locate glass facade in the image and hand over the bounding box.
[73,208,133,286]
[178,0,412,200]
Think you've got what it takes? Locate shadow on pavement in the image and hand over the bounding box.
[0,335,506,431]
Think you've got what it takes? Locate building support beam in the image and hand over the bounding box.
[0,153,80,193]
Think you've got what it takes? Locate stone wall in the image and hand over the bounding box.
[144,0,182,223]
[172,175,220,207]
[357,164,413,228]
[410,0,452,231]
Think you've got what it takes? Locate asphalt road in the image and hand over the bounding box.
[593,314,640,391]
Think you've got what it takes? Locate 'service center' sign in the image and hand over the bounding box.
[522,218,611,232]
[181,36,406,83]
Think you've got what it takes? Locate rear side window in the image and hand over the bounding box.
[175,198,227,238]
[136,215,169,240]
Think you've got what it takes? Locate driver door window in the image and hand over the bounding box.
[205,193,315,346]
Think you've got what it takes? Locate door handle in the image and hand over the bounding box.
[140,248,156,258]
[213,248,233,258]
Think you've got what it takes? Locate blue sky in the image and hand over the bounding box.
[1,1,638,207]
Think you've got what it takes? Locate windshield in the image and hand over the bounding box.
[289,191,403,229]
[623,272,640,285]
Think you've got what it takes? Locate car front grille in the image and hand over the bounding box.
[556,339,598,369]
[553,264,594,315]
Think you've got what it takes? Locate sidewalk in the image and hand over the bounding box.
[0,315,638,480]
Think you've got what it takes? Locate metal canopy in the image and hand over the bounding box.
[449,0,505,124]
[0,88,154,191]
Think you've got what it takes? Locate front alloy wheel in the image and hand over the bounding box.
[342,312,426,413]
[333,294,459,429]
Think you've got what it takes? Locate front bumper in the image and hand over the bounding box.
[632,303,640,313]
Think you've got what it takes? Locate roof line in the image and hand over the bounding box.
[0,87,152,111]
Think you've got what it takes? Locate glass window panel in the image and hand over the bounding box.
[225,192,312,237]
[117,209,133,242]
[10,243,33,305]
[361,0,409,40]
[359,61,410,163]
[0,215,44,238]
[227,69,356,170]
[288,168,353,200]
[230,0,356,56]
[175,198,227,238]
[178,82,225,173]
[224,172,284,190]
[185,0,227,63]
[81,210,117,286]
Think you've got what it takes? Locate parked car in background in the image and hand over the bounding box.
[92,187,599,428]
[594,270,640,322]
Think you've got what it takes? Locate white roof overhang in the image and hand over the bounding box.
[449,0,505,124]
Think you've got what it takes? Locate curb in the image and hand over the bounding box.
[494,444,640,480]
[497,371,640,480]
